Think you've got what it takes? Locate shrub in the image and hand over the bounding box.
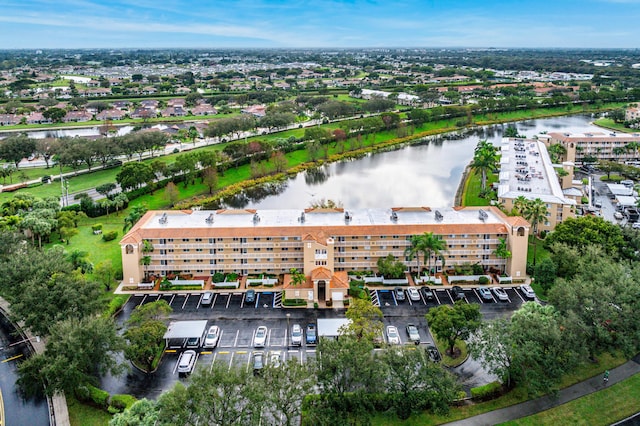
[283,298,306,307]
[104,295,129,317]
[478,276,490,285]
[92,223,103,232]
[102,230,118,241]
[472,263,484,275]
[212,272,224,282]
[471,381,502,400]
[109,394,137,413]
[88,384,110,408]
[75,385,90,402]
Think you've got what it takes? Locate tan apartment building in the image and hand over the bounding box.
[547,131,640,164]
[498,138,577,233]
[121,206,530,304]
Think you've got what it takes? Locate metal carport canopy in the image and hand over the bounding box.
[317,318,351,339]
[163,320,208,340]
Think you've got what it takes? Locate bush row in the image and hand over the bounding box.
[76,384,137,414]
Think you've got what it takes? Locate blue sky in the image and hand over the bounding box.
[2,0,640,49]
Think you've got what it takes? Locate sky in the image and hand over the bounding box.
[2,0,640,49]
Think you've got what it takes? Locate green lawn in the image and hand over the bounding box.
[67,396,112,426]
[462,170,498,207]
[593,118,636,133]
[499,372,640,426]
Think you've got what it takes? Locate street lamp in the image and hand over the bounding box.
[286,313,291,347]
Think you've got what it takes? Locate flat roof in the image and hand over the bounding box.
[318,318,351,337]
[163,320,208,340]
[607,183,633,196]
[549,131,640,141]
[142,206,506,231]
[498,137,575,206]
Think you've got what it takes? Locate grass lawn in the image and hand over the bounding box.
[462,170,498,207]
[499,372,640,426]
[432,335,468,368]
[67,396,113,426]
[370,352,628,426]
[593,118,635,133]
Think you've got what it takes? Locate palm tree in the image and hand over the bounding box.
[493,237,512,275]
[471,140,499,193]
[417,232,447,278]
[513,195,528,215]
[522,198,548,266]
[289,268,306,286]
[404,235,423,275]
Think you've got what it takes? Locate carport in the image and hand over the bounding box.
[317,318,351,340]
[163,320,208,349]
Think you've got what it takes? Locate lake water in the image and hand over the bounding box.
[219,114,603,210]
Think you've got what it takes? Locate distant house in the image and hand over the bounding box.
[141,86,157,95]
[27,111,51,124]
[96,109,126,121]
[190,104,217,116]
[0,114,20,126]
[167,98,186,108]
[241,104,266,118]
[64,110,93,122]
[130,108,156,119]
[112,100,130,110]
[626,106,640,122]
[82,88,112,97]
[161,106,187,117]
[140,100,159,108]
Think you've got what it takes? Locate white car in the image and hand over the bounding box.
[203,325,220,348]
[290,324,303,346]
[519,284,535,299]
[254,326,268,347]
[177,350,196,375]
[632,222,640,229]
[492,287,509,301]
[407,287,421,302]
[386,325,401,345]
[614,211,624,220]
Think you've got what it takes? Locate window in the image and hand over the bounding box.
[182,238,189,242]
[195,238,202,242]
[125,245,134,254]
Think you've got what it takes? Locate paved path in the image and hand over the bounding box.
[445,354,640,426]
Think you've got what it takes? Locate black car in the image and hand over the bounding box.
[451,286,465,301]
[421,286,434,300]
[394,287,406,302]
[426,344,442,363]
[245,289,256,303]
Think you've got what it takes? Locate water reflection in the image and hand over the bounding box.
[224,115,602,210]
[0,315,50,426]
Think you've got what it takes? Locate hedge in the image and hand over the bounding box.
[88,384,110,408]
[102,230,118,241]
[471,381,502,400]
[108,394,137,414]
[283,298,307,306]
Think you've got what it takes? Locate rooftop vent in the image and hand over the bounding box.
[435,210,443,221]
[205,213,214,224]
[344,211,352,223]
[159,213,168,224]
[298,212,305,223]
[390,211,398,222]
[479,209,488,222]
[253,213,260,224]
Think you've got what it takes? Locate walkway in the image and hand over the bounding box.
[445,354,640,425]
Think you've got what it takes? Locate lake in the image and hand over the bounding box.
[219,114,602,210]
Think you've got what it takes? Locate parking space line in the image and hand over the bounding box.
[473,288,484,303]
[228,352,234,371]
[433,291,441,304]
[391,292,398,305]
[169,294,176,306]
[140,295,148,305]
[246,353,252,372]
[266,329,272,347]
[196,294,203,309]
[210,352,218,371]
[181,295,189,310]
[234,330,240,347]
[226,295,231,309]
[514,288,526,302]
[446,290,454,304]
[212,293,218,308]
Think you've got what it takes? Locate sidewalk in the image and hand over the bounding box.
[444,355,640,426]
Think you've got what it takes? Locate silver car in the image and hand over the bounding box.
[406,324,420,344]
[386,325,401,345]
[254,326,268,347]
[519,284,535,299]
[177,350,196,374]
[203,325,220,348]
[291,324,303,346]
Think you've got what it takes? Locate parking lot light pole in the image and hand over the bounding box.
[286,313,291,347]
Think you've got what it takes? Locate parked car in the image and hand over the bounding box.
[519,284,536,299]
[478,287,493,301]
[394,287,406,302]
[386,325,401,345]
[306,323,317,344]
[269,350,282,368]
[614,211,624,220]
[177,350,196,375]
[426,344,442,363]
[252,351,265,373]
[201,291,213,306]
[245,289,256,304]
[254,326,268,347]
[451,286,465,301]
[406,324,420,344]
[421,286,434,300]
[291,323,303,346]
[407,287,421,302]
[492,287,509,301]
[203,325,220,348]
[632,222,640,229]
[185,336,200,348]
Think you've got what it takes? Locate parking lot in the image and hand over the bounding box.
[105,285,537,399]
